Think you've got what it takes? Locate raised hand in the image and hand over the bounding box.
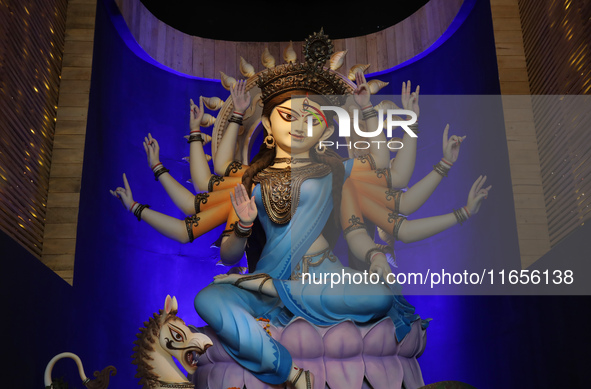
[353,71,371,108]
[229,184,257,224]
[466,175,492,216]
[110,173,135,211]
[190,97,205,133]
[143,133,160,170]
[230,80,251,114]
[442,124,466,164]
[401,80,420,119]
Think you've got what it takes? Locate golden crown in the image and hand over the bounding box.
[256,29,350,106]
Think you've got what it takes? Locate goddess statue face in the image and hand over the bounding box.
[262,96,334,156]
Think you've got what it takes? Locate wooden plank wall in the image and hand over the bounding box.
[114,0,464,79]
[41,0,97,285]
[0,0,67,258]
[518,0,591,247]
[489,0,551,268]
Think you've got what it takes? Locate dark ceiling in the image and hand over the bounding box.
[140,1,431,42]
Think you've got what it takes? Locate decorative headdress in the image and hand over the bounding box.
[256,29,350,106]
[209,29,390,163]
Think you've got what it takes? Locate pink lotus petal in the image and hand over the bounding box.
[194,363,213,389]
[400,357,425,389]
[208,362,245,389]
[325,359,365,388]
[243,369,285,389]
[363,319,398,356]
[364,355,403,389]
[323,321,363,358]
[294,358,326,389]
[398,321,425,358]
[280,318,323,359]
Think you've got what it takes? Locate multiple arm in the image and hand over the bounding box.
[110,173,191,243]
[143,133,195,216]
[213,81,251,176]
[344,82,491,278]
[389,80,419,188]
[188,97,215,192]
[110,76,491,282]
[350,71,390,169]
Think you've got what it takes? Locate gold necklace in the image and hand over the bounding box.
[253,162,331,224]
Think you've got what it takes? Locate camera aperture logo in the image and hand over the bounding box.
[308,107,418,151]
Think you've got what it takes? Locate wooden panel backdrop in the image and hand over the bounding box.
[518,0,591,247]
[114,0,464,79]
[490,0,552,268]
[41,0,97,285]
[0,0,68,259]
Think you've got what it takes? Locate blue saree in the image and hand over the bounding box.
[194,159,428,385]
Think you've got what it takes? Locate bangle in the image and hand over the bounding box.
[361,106,378,120]
[133,203,150,221]
[238,220,253,230]
[151,162,162,170]
[433,160,451,177]
[187,133,204,143]
[453,207,469,225]
[228,113,243,125]
[233,221,252,238]
[364,247,384,264]
[463,206,471,218]
[154,165,170,181]
[441,158,453,167]
[129,201,138,212]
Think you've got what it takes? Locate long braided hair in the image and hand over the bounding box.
[241,90,346,247]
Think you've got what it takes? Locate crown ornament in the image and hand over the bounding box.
[256,29,350,106]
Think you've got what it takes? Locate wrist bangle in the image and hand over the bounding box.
[154,166,170,181]
[129,201,138,212]
[228,113,243,125]
[190,130,201,134]
[364,247,384,264]
[133,203,150,221]
[187,133,204,143]
[441,158,453,167]
[151,162,162,170]
[233,221,252,238]
[463,206,471,218]
[453,207,469,225]
[370,251,384,262]
[238,221,253,230]
[433,160,451,177]
[361,106,378,120]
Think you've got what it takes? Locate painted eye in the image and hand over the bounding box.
[308,116,320,126]
[277,110,296,122]
[169,327,184,342]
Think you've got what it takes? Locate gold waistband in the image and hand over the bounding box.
[291,247,337,280]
